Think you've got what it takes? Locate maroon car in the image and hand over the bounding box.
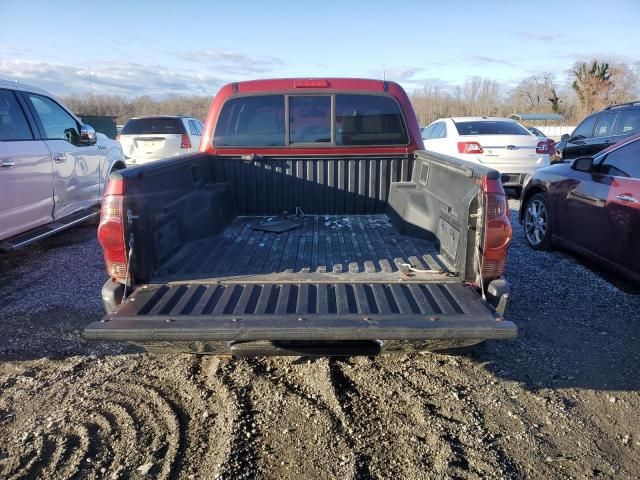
[519,134,640,281]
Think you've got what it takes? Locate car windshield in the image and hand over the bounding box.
[121,117,184,135]
[455,121,530,135]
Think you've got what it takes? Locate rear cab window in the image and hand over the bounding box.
[213,93,408,147]
[454,121,530,136]
[122,117,185,135]
[335,94,407,145]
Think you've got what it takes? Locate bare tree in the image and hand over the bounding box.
[571,60,612,115]
[508,73,558,113]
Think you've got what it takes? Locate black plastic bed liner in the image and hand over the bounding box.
[85,214,517,351]
[155,214,450,280]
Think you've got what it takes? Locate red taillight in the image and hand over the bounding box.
[97,179,127,280]
[536,140,549,154]
[481,189,512,280]
[458,142,484,154]
[181,133,192,149]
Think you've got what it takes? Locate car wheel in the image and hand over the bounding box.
[523,193,552,250]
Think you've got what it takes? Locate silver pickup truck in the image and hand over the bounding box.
[0,79,126,250]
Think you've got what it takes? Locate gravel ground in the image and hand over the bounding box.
[0,199,639,479]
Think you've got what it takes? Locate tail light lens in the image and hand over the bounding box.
[536,141,549,154]
[458,142,484,154]
[97,179,128,281]
[481,191,512,280]
[181,133,192,149]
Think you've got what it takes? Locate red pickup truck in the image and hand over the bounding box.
[86,78,516,357]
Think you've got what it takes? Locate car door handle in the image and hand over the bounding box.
[53,153,67,163]
[617,194,639,203]
[0,159,15,168]
[98,145,108,150]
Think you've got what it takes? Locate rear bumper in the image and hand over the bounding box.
[85,314,517,355]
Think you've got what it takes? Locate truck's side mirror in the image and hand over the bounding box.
[571,157,593,172]
[561,133,570,142]
[79,124,97,145]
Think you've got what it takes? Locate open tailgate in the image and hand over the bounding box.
[85,280,516,355]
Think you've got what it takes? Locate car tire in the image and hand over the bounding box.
[523,192,552,250]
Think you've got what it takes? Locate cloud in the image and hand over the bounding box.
[516,32,562,42]
[0,60,227,97]
[365,66,423,83]
[411,77,457,89]
[174,49,285,75]
[0,43,31,56]
[462,55,516,67]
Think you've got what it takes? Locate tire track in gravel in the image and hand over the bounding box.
[213,358,262,480]
[371,356,523,479]
[0,355,237,480]
[326,359,374,479]
[214,357,358,478]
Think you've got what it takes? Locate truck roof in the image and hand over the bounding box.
[225,77,399,94]
[202,77,424,155]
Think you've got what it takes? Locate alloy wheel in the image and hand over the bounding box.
[524,198,548,246]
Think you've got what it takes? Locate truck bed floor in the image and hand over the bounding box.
[156,214,451,281]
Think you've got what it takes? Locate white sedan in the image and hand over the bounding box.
[421,117,551,188]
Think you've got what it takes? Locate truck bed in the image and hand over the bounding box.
[86,151,517,355]
[155,214,451,281]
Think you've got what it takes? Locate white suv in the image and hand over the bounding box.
[0,80,126,249]
[422,117,551,188]
[118,115,203,166]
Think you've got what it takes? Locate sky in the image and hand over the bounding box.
[0,0,638,98]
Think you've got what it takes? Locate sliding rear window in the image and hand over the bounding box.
[455,121,530,136]
[213,93,408,147]
[121,117,184,135]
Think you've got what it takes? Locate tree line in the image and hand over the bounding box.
[61,60,639,127]
[411,60,638,126]
[62,94,212,125]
